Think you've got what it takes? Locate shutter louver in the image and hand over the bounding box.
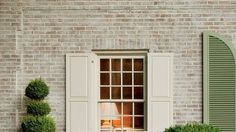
[204,32,236,132]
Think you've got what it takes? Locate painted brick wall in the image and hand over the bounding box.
[0,0,236,131]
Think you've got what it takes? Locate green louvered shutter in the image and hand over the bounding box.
[204,32,236,132]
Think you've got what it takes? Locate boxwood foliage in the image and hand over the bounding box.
[21,115,56,132]
[22,78,55,132]
[27,101,51,116]
[164,123,221,132]
[25,78,49,100]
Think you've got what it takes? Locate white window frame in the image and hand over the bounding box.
[97,55,147,132]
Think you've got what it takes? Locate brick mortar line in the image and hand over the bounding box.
[15,7,24,130]
[21,7,236,11]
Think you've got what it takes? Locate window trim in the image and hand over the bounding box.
[92,49,149,55]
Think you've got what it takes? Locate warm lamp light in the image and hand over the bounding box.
[100,103,120,128]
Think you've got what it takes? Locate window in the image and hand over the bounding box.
[98,56,146,131]
[66,51,173,132]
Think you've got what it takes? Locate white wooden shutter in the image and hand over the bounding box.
[66,53,97,132]
[148,53,173,132]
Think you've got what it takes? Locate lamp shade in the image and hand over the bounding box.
[100,103,120,120]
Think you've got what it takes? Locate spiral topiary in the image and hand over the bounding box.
[22,78,55,132]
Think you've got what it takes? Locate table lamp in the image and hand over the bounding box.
[100,103,120,128]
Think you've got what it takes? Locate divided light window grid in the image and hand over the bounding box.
[98,56,146,132]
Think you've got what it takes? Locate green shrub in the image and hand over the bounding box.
[22,78,55,132]
[21,115,56,132]
[164,123,221,132]
[25,78,49,100]
[27,101,51,116]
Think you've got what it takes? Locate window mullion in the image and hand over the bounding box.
[144,56,146,130]
[132,58,135,130]
[109,58,112,130]
[121,58,123,132]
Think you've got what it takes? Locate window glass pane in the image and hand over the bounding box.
[134,117,144,129]
[123,73,132,85]
[100,103,119,118]
[123,116,133,128]
[134,103,144,115]
[123,59,132,71]
[123,87,132,99]
[100,119,112,130]
[100,87,110,99]
[112,102,122,128]
[100,73,110,85]
[100,59,110,71]
[115,102,121,114]
[134,59,143,71]
[134,73,143,85]
[134,87,143,99]
[100,103,121,129]
[112,87,121,99]
[112,117,122,128]
[112,73,121,85]
[123,102,133,115]
[112,59,121,71]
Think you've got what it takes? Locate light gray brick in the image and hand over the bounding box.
[1,0,236,131]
